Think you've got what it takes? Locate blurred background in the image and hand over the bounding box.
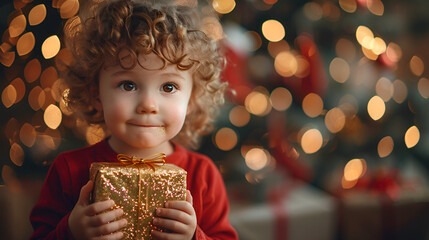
[1,0,429,239]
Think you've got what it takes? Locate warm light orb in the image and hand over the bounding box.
[371,37,386,55]
[215,127,238,151]
[356,26,374,49]
[1,85,17,108]
[378,136,394,158]
[202,17,224,40]
[44,104,62,129]
[10,78,25,104]
[339,0,357,13]
[367,0,384,16]
[392,79,408,103]
[274,51,298,77]
[212,0,236,14]
[60,0,80,19]
[344,158,364,181]
[16,32,35,56]
[329,57,350,83]
[268,40,290,57]
[302,93,323,118]
[28,86,45,111]
[245,91,271,116]
[29,4,47,25]
[10,143,24,167]
[261,19,285,42]
[375,77,394,102]
[336,38,356,60]
[367,96,385,121]
[20,123,37,147]
[303,2,323,21]
[24,59,42,83]
[270,87,292,111]
[86,125,105,145]
[386,42,402,63]
[325,107,346,133]
[301,128,323,154]
[418,77,429,99]
[342,176,358,189]
[410,56,424,77]
[405,126,420,148]
[9,14,26,38]
[245,148,269,171]
[229,105,251,127]
[42,35,61,59]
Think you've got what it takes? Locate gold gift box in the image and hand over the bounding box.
[90,154,187,239]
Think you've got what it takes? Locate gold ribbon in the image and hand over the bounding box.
[117,153,166,171]
[116,152,166,220]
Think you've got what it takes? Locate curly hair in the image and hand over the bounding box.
[60,0,226,149]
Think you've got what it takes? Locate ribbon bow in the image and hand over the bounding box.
[117,153,166,171]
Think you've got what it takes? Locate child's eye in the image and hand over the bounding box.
[161,83,178,93]
[119,81,136,91]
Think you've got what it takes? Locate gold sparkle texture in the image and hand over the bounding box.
[90,155,187,240]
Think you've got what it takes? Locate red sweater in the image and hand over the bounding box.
[29,140,238,240]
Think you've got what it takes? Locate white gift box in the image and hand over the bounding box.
[229,182,337,240]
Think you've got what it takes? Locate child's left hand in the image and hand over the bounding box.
[152,190,197,240]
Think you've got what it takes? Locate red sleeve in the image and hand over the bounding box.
[29,155,76,240]
[192,160,238,240]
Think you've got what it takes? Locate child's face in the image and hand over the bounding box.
[96,52,193,156]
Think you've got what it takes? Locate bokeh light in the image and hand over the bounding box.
[28,86,45,111]
[356,26,374,49]
[16,32,35,56]
[229,105,251,127]
[10,77,25,104]
[261,19,285,42]
[344,158,364,181]
[268,40,290,57]
[41,66,58,89]
[302,93,323,118]
[60,0,80,19]
[386,42,402,63]
[274,51,298,77]
[29,4,47,26]
[24,59,42,83]
[336,38,356,61]
[325,107,346,133]
[377,136,394,158]
[375,77,393,102]
[42,35,61,59]
[245,91,271,116]
[301,128,323,154]
[212,0,236,14]
[404,126,420,148]
[215,127,238,151]
[367,0,384,16]
[9,14,26,38]
[202,17,224,40]
[270,87,292,111]
[418,77,429,99]
[44,104,62,129]
[86,125,106,145]
[20,123,37,147]
[303,2,323,21]
[339,0,357,13]
[410,56,424,76]
[244,31,262,52]
[367,96,385,121]
[2,84,17,108]
[392,79,408,103]
[245,148,269,171]
[10,143,24,167]
[329,57,350,83]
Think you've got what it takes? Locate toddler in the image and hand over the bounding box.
[29,0,238,239]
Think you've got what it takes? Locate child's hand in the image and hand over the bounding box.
[152,190,197,240]
[68,180,127,240]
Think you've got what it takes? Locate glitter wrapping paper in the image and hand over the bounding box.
[90,161,187,239]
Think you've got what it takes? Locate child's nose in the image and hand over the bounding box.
[136,93,158,114]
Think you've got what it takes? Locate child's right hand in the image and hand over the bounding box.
[68,180,127,240]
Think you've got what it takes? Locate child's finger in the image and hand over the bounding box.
[156,207,193,224]
[164,201,194,215]
[88,208,124,226]
[186,190,193,205]
[77,180,94,205]
[90,218,128,237]
[153,217,187,234]
[85,199,115,216]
